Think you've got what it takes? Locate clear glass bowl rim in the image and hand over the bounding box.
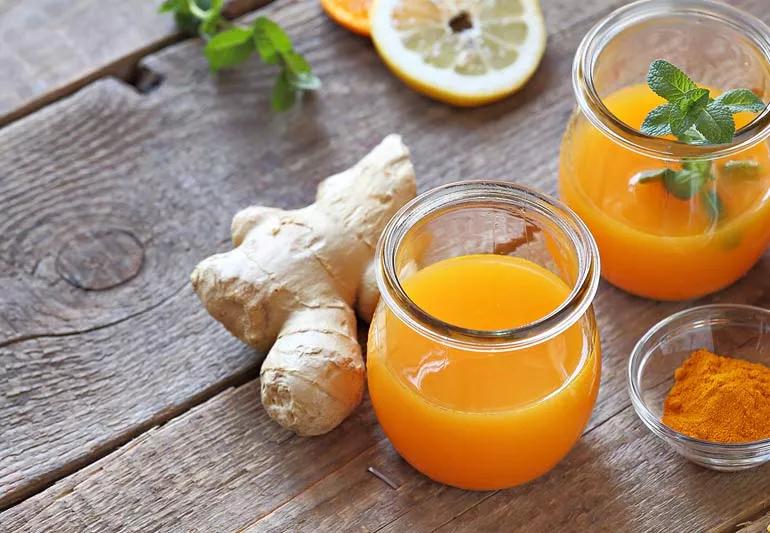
[627,303,770,453]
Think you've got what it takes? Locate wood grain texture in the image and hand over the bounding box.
[2,0,770,529]
[1,383,384,532]
[0,78,271,508]
[0,0,267,126]
[719,499,770,533]
[735,509,770,533]
[4,361,770,532]
[249,406,770,533]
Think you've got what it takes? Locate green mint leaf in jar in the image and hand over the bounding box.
[647,59,697,104]
[641,104,675,136]
[693,101,736,144]
[559,2,770,301]
[663,168,708,200]
[715,89,766,113]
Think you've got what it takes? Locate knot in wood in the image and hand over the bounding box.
[55,229,144,290]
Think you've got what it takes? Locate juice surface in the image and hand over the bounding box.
[560,83,770,300]
[367,254,600,490]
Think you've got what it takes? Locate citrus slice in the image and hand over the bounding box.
[370,0,547,106]
[321,0,372,36]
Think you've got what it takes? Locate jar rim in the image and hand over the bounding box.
[573,0,770,161]
[375,180,601,352]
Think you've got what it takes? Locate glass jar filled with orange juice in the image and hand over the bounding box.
[560,0,770,301]
[367,181,601,490]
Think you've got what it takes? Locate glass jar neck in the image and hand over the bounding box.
[375,181,601,352]
[574,0,770,162]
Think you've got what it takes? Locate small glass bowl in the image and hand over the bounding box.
[628,304,770,471]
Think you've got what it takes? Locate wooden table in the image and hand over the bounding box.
[2,0,769,531]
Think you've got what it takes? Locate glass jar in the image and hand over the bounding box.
[560,0,770,301]
[367,181,601,490]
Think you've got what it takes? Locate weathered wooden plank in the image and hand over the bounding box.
[247,406,770,533]
[3,0,770,528]
[717,500,770,533]
[735,509,770,533]
[0,0,266,126]
[0,282,261,508]
[0,382,381,532]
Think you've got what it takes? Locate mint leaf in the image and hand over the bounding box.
[676,127,707,144]
[701,189,723,223]
[253,17,293,64]
[254,17,292,55]
[204,27,255,71]
[160,0,213,36]
[253,17,320,98]
[159,0,183,13]
[253,34,279,64]
[721,159,761,179]
[272,70,297,111]
[715,89,766,113]
[647,60,697,103]
[678,88,709,110]
[282,51,321,90]
[199,0,225,37]
[663,168,708,199]
[670,91,710,136]
[682,159,712,176]
[630,168,674,185]
[638,60,766,222]
[693,101,735,144]
[283,50,311,75]
[635,164,711,200]
[160,6,317,111]
[641,104,674,136]
[187,0,211,20]
[290,71,322,91]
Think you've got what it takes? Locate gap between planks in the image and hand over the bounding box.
[0,0,271,129]
[239,401,637,532]
[0,282,261,511]
[2,362,261,512]
[0,34,178,129]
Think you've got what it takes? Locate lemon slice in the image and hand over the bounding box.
[370,0,547,106]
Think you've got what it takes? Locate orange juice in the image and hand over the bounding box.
[560,83,770,300]
[367,254,600,490]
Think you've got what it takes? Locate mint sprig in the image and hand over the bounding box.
[160,1,319,111]
[635,59,766,223]
[642,60,764,144]
[160,0,226,37]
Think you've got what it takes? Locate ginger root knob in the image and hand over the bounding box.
[191,135,416,435]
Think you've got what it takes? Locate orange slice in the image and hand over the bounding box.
[370,0,547,106]
[320,0,372,36]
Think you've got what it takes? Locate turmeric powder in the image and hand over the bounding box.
[662,349,770,443]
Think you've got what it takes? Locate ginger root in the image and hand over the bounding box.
[191,135,416,435]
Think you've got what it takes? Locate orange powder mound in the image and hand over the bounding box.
[662,349,770,443]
